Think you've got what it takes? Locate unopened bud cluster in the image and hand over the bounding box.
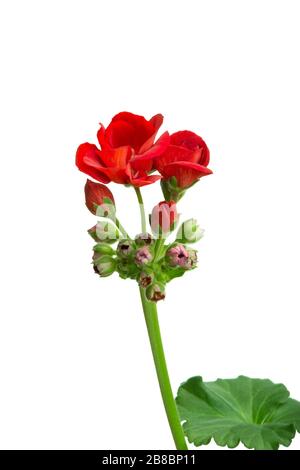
[91,230,199,303]
[85,180,204,303]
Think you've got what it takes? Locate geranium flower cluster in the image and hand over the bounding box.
[76,112,211,302]
[76,112,212,198]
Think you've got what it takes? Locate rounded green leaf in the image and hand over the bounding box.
[176,376,300,450]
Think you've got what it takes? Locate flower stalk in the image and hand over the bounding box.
[139,287,187,450]
[135,187,187,450]
[134,187,147,233]
[115,217,130,239]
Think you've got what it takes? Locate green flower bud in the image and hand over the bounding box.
[146,282,166,302]
[139,271,154,288]
[93,255,116,277]
[176,219,204,243]
[93,243,115,256]
[117,239,136,257]
[134,233,154,246]
[88,225,100,242]
[93,221,119,244]
[116,259,139,280]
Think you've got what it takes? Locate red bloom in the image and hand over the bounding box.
[154,130,212,188]
[84,179,115,215]
[76,112,169,187]
[151,201,178,235]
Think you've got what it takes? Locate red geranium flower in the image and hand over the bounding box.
[154,130,212,189]
[76,112,169,187]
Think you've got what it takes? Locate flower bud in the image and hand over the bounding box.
[117,258,139,280]
[117,239,135,257]
[134,233,154,246]
[176,219,204,243]
[85,179,115,216]
[166,244,189,267]
[166,244,198,270]
[139,272,154,288]
[88,225,100,242]
[146,282,166,302]
[150,201,178,236]
[93,255,116,277]
[135,247,152,265]
[185,249,198,269]
[92,221,119,243]
[93,243,115,256]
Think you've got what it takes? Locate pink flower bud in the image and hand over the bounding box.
[135,247,152,265]
[150,201,178,235]
[84,179,115,216]
[167,244,189,267]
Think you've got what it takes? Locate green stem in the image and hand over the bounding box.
[139,288,187,450]
[134,187,147,233]
[134,186,187,450]
[115,217,130,239]
[154,237,165,262]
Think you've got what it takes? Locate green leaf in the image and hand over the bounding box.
[176,376,300,450]
[162,265,186,281]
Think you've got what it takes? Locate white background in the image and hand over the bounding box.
[0,0,299,450]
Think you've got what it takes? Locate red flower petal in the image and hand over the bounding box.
[97,123,107,149]
[138,114,164,154]
[104,112,155,152]
[162,161,213,188]
[76,143,111,184]
[95,166,130,184]
[104,120,136,148]
[170,131,210,166]
[170,130,204,149]
[100,146,132,169]
[97,112,164,155]
[112,112,155,134]
[131,132,170,173]
[154,144,196,174]
[150,113,164,131]
[130,174,161,187]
